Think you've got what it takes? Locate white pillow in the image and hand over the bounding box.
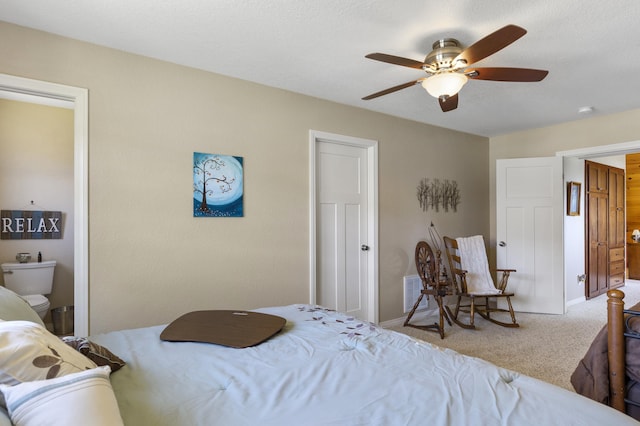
[0,286,44,326]
[0,366,124,426]
[0,320,96,386]
[0,407,10,426]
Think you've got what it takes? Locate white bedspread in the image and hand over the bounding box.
[91,305,637,425]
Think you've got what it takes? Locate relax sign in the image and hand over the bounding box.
[1,210,63,240]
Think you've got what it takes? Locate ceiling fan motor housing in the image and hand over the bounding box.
[424,38,464,72]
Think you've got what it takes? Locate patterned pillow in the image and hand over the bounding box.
[0,366,124,426]
[0,320,96,386]
[62,336,126,372]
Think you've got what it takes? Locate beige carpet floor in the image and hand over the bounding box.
[387,281,640,391]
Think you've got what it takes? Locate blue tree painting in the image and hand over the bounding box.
[193,152,244,217]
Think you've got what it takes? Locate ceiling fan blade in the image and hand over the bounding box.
[467,67,549,82]
[365,53,424,69]
[439,94,458,112]
[362,80,422,100]
[454,25,527,66]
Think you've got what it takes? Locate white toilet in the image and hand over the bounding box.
[1,260,56,319]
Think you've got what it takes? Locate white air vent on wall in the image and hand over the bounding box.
[403,275,427,313]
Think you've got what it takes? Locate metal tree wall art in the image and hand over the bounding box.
[416,178,460,212]
[193,152,244,217]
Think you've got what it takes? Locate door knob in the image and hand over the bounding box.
[361,244,370,251]
[499,241,506,247]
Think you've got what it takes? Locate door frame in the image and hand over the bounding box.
[558,139,640,305]
[0,74,89,336]
[557,140,640,159]
[309,130,379,323]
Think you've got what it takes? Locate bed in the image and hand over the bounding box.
[572,289,640,421]
[1,286,637,425]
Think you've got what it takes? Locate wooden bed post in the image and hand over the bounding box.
[608,289,626,413]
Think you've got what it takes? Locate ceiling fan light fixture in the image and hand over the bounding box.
[422,73,468,98]
[362,25,547,112]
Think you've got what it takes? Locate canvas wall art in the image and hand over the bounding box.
[193,152,244,217]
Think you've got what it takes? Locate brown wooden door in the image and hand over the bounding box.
[585,161,625,298]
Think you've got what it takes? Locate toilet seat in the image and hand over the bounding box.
[21,294,50,311]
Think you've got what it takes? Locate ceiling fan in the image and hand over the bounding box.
[362,25,548,112]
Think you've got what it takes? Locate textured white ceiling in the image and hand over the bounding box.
[2,0,640,137]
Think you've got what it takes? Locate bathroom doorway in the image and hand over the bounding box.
[0,74,88,335]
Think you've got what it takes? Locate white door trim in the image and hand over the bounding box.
[0,74,89,336]
[556,140,640,159]
[309,130,379,323]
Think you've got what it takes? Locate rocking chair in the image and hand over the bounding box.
[443,235,519,329]
[404,241,453,339]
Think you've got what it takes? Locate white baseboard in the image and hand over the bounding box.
[566,296,586,307]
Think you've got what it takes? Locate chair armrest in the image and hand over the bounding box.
[494,269,515,292]
[450,268,468,294]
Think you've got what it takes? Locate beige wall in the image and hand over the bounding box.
[0,22,490,333]
[0,99,75,321]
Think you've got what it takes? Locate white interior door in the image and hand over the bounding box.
[310,131,378,323]
[317,142,368,319]
[496,157,564,314]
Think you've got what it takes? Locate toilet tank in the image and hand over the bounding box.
[1,260,56,296]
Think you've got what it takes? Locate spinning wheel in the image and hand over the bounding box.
[404,241,453,338]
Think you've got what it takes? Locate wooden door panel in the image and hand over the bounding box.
[609,168,625,248]
[587,242,608,298]
[629,244,640,279]
[587,162,608,193]
[587,189,608,295]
